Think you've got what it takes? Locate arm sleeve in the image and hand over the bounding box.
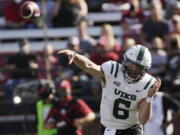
[77,99,93,116]
[101,60,116,78]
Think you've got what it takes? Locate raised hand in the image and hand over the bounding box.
[58,49,75,65]
[147,78,161,97]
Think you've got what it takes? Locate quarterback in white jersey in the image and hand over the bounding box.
[58,45,161,135]
[101,61,155,130]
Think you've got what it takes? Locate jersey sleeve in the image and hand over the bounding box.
[143,75,156,91]
[101,60,119,78]
[77,99,93,116]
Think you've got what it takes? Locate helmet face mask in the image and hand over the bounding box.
[122,45,152,83]
[123,57,147,83]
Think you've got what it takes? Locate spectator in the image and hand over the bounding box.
[144,92,180,135]
[149,37,167,77]
[68,36,82,52]
[170,15,180,35]
[4,38,38,113]
[90,24,121,65]
[5,39,38,79]
[37,44,59,80]
[52,0,88,27]
[120,0,144,31]
[36,79,57,135]
[98,24,122,57]
[120,37,136,62]
[173,0,180,15]
[164,34,180,88]
[141,0,151,10]
[3,0,29,29]
[142,1,169,46]
[77,19,96,54]
[45,79,96,135]
[120,0,144,44]
[164,0,180,19]
[90,43,120,65]
[122,37,136,51]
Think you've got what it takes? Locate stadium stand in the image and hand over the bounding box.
[0,12,122,52]
[0,26,122,52]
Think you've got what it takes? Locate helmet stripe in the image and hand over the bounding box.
[137,46,145,62]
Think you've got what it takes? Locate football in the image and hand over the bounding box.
[20,1,40,20]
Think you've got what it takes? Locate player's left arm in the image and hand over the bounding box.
[138,78,161,125]
[73,99,96,127]
[73,112,96,127]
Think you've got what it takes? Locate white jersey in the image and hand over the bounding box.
[100,60,156,129]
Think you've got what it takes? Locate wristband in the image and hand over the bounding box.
[146,97,153,103]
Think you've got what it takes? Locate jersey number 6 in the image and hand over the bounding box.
[113,98,131,119]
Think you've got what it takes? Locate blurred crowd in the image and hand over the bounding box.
[0,0,179,135]
[0,0,179,101]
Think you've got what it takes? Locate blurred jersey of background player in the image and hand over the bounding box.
[45,79,95,135]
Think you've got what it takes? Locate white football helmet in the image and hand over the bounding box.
[122,45,152,83]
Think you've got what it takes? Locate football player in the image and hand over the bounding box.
[58,45,161,135]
